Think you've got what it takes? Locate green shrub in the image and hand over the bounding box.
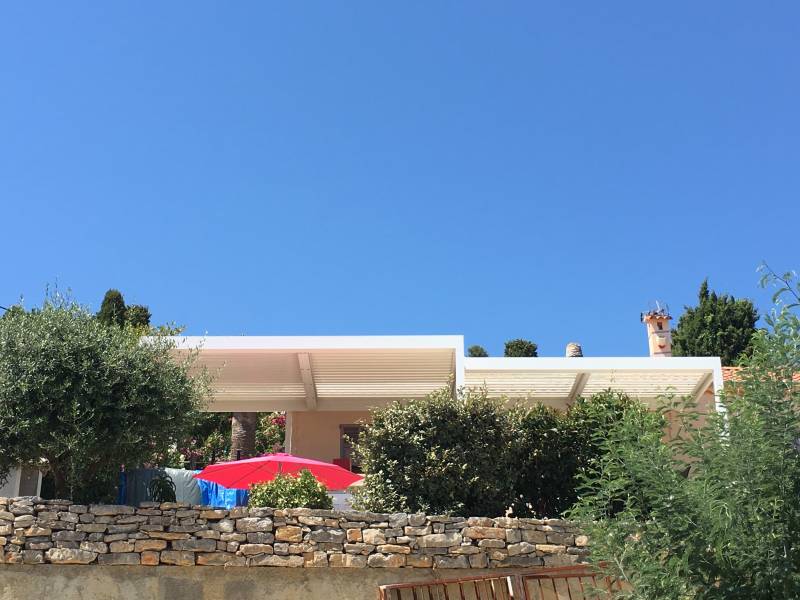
[248,469,333,509]
[567,270,800,599]
[352,387,516,516]
[353,386,649,517]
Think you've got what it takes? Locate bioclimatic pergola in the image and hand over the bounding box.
[464,356,723,410]
[166,335,723,413]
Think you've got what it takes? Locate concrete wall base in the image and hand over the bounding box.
[0,565,523,600]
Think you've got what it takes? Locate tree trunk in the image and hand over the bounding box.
[230,412,257,460]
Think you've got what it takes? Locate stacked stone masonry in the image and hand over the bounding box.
[0,497,588,569]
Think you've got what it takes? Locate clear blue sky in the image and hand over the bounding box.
[1,3,798,356]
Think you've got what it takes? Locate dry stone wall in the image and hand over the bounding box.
[0,496,588,569]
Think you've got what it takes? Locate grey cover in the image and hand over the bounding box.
[125,468,202,506]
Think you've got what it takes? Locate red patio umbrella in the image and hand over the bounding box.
[193,452,363,490]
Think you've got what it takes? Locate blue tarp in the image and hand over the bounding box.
[197,479,249,508]
[119,468,247,508]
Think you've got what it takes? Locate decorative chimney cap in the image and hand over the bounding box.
[641,301,673,357]
[640,301,672,323]
[565,342,583,358]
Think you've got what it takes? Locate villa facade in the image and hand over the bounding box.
[169,313,723,466]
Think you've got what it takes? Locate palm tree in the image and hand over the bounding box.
[230,412,257,459]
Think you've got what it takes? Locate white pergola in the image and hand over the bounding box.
[464,356,723,409]
[170,335,462,412]
[166,336,723,412]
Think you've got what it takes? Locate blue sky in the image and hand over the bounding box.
[1,2,798,356]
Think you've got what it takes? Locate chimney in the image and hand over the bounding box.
[641,304,672,357]
[565,342,583,357]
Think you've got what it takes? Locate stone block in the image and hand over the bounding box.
[108,540,134,553]
[249,554,304,567]
[52,530,86,542]
[377,544,411,554]
[134,539,167,552]
[507,542,536,556]
[418,532,461,548]
[406,554,433,568]
[98,553,140,565]
[274,525,302,542]
[521,530,547,544]
[463,526,505,540]
[236,518,274,533]
[141,551,160,566]
[80,542,108,553]
[367,553,406,568]
[404,525,431,535]
[494,555,542,568]
[362,528,386,545]
[407,514,426,527]
[304,551,328,567]
[212,519,235,533]
[197,552,246,567]
[171,539,217,552]
[469,552,488,568]
[160,551,195,566]
[388,513,408,528]
[240,544,274,556]
[309,529,346,543]
[90,505,135,516]
[45,548,97,564]
[434,555,469,569]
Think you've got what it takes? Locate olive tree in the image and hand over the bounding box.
[0,295,209,501]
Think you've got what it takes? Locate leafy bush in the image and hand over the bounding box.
[352,387,516,516]
[248,469,332,509]
[567,269,800,600]
[353,386,649,517]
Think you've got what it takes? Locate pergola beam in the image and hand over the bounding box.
[567,372,590,403]
[690,372,714,403]
[297,352,318,410]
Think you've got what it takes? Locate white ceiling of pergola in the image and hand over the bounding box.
[165,337,723,412]
[171,336,460,412]
[463,357,722,408]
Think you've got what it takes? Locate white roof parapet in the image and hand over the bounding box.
[166,335,464,351]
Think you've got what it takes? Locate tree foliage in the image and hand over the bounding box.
[248,469,332,509]
[0,294,209,502]
[568,269,800,600]
[672,279,758,365]
[126,304,152,329]
[504,338,538,357]
[468,345,489,357]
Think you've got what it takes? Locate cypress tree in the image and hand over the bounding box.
[97,289,127,327]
